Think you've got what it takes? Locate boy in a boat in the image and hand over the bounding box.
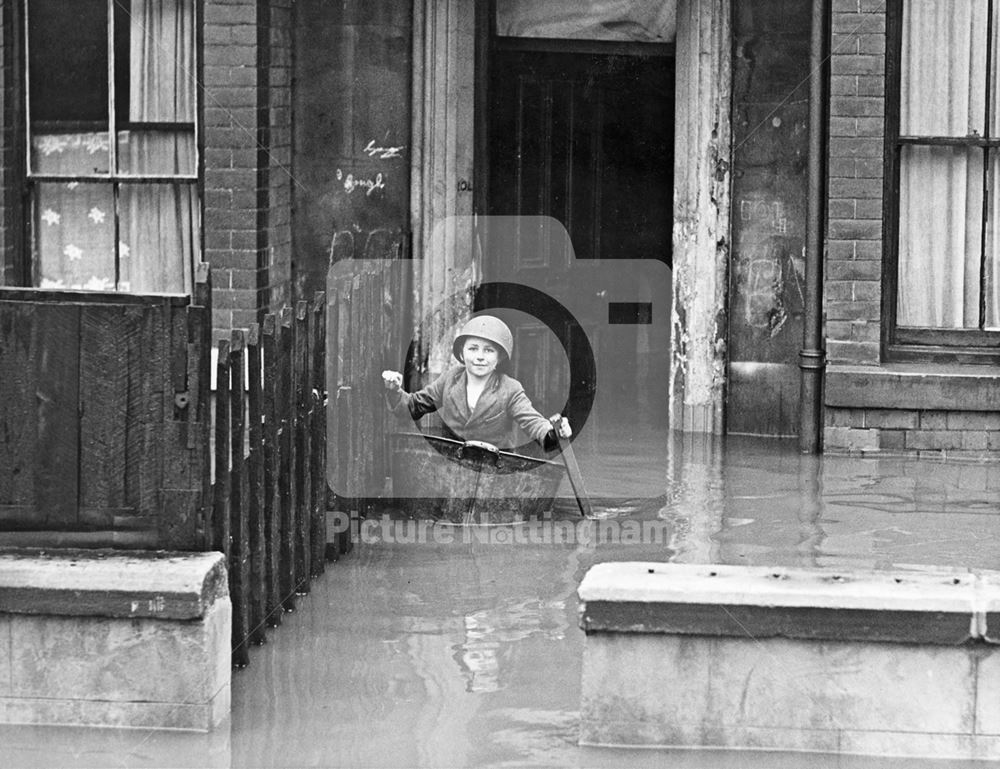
[381,314,571,451]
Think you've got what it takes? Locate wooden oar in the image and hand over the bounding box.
[551,417,593,518]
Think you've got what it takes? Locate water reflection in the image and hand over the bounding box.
[573,431,1000,572]
[454,596,569,693]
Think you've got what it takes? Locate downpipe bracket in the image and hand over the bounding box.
[798,348,826,371]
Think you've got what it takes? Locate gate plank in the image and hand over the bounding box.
[0,303,43,507]
[79,305,136,512]
[34,304,81,526]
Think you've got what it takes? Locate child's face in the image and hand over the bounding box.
[461,336,500,379]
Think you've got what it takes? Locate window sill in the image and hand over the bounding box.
[0,287,190,306]
[825,363,1000,412]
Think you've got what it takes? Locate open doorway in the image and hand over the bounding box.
[479,30,675,443]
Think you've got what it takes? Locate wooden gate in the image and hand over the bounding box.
[0,270,211,549]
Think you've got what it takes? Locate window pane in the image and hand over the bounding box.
[31,132,111,176]
[119,183,199,294]
[118,129,196,175]
[118,0,197,176]
[28,0,108,124]
[33,182,116,291]
[128,0,196,123]
[897,146,983,328]
[901,0,987,137]
[987,153,1000,329]
[27,0,111,175]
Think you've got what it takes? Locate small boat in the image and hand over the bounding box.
[389,432,566,524]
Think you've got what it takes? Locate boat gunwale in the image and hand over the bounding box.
[391,431,566,470]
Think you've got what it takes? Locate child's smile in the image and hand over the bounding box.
[462,337,499,380]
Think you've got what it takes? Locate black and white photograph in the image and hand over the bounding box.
[2,0,1000,767]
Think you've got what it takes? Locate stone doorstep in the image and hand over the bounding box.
[578,562,1000,759]
[578,562,1000,645]
[579,631,1000,759]
[0,549,231,733]
[0,549,229,620]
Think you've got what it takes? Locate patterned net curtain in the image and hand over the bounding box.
[31,0,198,294]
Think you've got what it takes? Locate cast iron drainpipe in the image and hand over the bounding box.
[799,0,829,453]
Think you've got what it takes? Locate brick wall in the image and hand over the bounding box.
[826,408,1000,458]
[268,0,293,310]
[203,0,293,337]
[825,0,885,368]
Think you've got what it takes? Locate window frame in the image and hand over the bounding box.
[20,0,203,296]
[883,0,1000,364]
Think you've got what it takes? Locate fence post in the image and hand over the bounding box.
[332,277,353,560]
[261,314,282,626]
[310,291,327,575]
[246,323,267,643]
[229,330,250,668]
[189,263,213,550]
[294,300,312,588]
[212,339,231,558]
[278,307,297,610]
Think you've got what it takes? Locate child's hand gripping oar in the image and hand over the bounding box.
[550,415,593,519]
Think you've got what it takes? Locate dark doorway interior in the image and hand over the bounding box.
[482,43,674,435]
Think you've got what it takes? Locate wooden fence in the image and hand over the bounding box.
[213,292,337,666]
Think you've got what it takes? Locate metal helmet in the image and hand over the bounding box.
[453,315,513,363]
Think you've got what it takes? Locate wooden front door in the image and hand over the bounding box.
[482,44,674,435]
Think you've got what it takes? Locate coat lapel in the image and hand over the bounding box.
[444,369,470,422]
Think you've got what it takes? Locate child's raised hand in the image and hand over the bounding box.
[382,370,403,391]
[550,414,572,439]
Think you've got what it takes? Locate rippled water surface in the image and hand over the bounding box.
[6,435,1000,767]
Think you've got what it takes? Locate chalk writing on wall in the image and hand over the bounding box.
[737,197,804,338]
[329,227,400,263]
[363,140,406,160]
[742,240,805,336]
[337,168,386,196]
[740,199,788,234]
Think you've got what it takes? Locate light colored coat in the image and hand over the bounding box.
[389,365,554,449]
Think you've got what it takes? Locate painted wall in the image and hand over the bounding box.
[727,0,811,436]
[292,1,412,298]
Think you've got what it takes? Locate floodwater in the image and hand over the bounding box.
[5,434,1000,768]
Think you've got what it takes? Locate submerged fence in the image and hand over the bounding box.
[212,292,342,667]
